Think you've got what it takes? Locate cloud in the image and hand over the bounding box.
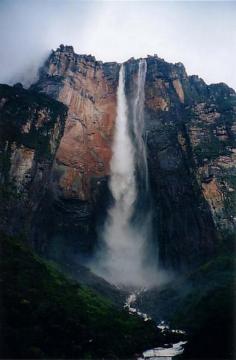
[0,0,95,86]
[0,0,235,89]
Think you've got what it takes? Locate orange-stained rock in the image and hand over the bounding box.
[56,81,117,200]
[34,46,119,200]
[172,79,185,103]
[202,178,224,214]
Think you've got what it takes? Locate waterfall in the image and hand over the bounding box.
[90,61,165,288]
[132,59,149,192]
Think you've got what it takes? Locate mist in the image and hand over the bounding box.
[0,1,236,89]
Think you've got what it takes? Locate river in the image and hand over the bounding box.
[124,292,187,359]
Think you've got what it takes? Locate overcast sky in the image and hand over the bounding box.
[0,0,235,89]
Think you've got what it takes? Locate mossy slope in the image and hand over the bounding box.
[0,233,162,359]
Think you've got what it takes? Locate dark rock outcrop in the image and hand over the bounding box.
[0,83,67,244]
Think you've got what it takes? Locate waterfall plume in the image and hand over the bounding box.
[90,61,166,288]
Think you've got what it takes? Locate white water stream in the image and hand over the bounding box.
[125,292,187,360]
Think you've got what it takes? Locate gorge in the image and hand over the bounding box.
[0,45,235,359]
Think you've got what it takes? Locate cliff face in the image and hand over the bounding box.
[29,46,236,269]
[33,45,119,201]
[125,58,236,268]
[30,45,120,259]
[0,83,67,242]
[186,81,236,234]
